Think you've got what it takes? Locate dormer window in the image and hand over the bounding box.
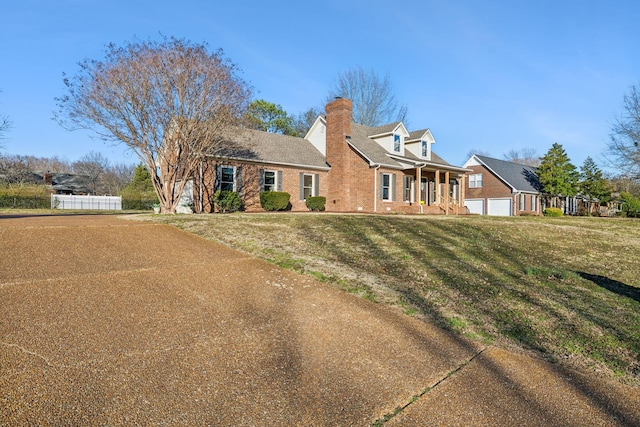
[421,140,427,157]
[393,134,401,152]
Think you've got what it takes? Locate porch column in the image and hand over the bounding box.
[435,170,440,205]
[444,171,450,215]
[460,174,466,209]
[416,167,422,204]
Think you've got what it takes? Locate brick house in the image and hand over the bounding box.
[193,98,469,214]
[463,154,542,216]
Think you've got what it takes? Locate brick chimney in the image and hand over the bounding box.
[43,173,53,186]
[325,98,352,212]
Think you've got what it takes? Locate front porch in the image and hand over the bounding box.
[399,167,468,215]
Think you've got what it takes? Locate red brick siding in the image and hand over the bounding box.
[465,165,540,215]
[194,160,328,213]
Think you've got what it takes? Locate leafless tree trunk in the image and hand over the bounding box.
[56,37,252,213]
[328,67,407,127]
[609,84,640,179]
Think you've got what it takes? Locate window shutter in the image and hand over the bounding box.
[236,166,243,194]
[379,172,384,199]
[277,171,283,192]
[214,165,221,191]
[259,169,265,190]
[314,174,319,196]
[299,172,304,200]
[391,174,397,201]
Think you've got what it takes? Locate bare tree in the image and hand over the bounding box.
[72,151,111,194]
[504,148,540,166]
[56,37,252,213]
[466,148,492,159]
[608,84,640,179]
[27,155,73,174]
[0,155,36,184]
[292,106,323,137]
[102,162,135,195]
[327,67,407,126]
[0,91,11,148]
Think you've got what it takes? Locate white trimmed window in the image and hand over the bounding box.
[261,169,282,192]
[380,172,396,201]
[299,173,319,200]
[531,195,537,211]
[469,173,483,188]
[421,140,427,157]
[393,134,401,152]
[519,194,525,211]
[220,166,235,191]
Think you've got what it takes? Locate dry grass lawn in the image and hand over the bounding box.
[145,213,640,385]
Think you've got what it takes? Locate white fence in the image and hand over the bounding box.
[51,194,122,211]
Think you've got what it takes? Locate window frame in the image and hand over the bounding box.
[220,165,236,192]
[469,173,483,188]
[263,169,277,192]
[381,173,393,201]
[393,134,401,153]
[421,140,428,158]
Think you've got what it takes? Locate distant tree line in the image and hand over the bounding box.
[0,151,135,195]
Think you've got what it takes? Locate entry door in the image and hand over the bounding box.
[420,178,428,204]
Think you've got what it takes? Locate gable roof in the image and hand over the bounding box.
[211,128,329,170]
[348,122,466,172]
[474,155,541,193]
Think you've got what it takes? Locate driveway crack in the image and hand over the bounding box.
[372,346,489,426]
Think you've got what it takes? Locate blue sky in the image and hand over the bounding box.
[1,0,638,170]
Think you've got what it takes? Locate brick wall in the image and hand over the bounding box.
[465,165,541,215]
[193,160,328,213]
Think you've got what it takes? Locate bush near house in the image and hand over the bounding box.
[213,190,242,213]
[260,191,291,211]
[544,207,563,217]
[305,196,326,212]
[619,192,640,218]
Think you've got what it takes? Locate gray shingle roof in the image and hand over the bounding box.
[349,122,453,169]
[213,128,329,170]
[476,155,541,193]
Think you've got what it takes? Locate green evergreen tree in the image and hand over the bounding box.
[120,163,157,209]
[244,99,296,135]
[128,163,155,192]
[579,157,610,202]
[537,143,579,198]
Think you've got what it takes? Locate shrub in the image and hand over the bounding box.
[260,191,291,211]
[0,184,51,209]
[543,207,563,217]
[620,192,640,218]
[306,196,326,212]
[213,190,242,213]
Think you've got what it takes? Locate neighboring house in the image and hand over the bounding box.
[193,98,469,214]
[463,155,542,216]
[42,173,92,195]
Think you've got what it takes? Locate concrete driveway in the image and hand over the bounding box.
[1,214,638,426]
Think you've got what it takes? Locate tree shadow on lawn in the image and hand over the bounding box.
[290,215,640,424]
[577,272,640,303]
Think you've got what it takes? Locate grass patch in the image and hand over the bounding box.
[146,213,640,385]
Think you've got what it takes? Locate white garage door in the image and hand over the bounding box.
[488,198,512,216]
[465,199,484,215]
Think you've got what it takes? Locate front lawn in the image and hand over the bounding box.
[149,213,640,385]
